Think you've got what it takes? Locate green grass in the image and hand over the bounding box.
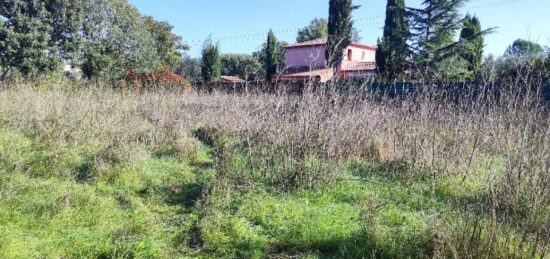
[0,129,545,258]
[199,172,445,258]
[0,130,211,258]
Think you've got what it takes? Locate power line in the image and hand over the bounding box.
[185,0,520,47]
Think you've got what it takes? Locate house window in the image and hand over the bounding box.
[347,49,353,61]
[362,51,366,60]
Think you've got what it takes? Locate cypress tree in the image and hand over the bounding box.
[409,0,465,77]
[201,39,221,83]
[327,0,356,69]
[265,29,279,82]
[376,0,409,80]
[459,15,483,80]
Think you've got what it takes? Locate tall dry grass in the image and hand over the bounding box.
[0,75,548,257]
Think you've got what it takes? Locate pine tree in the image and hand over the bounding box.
[265,29,279,82]
[376,0,409,80]
[459,15,483,80]
[505,39,544,57]
[409,0,465,77]
[327,0,356,69]
[201,39,221,83]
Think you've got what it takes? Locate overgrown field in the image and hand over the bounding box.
[0,81,548,258]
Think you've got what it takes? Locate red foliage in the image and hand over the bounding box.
[124,66,187,91]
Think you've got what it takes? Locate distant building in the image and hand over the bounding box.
[273,38,377,83]
[219,75,247,85]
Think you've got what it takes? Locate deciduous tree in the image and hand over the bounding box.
[80,0,160,80]
[144,16,188,71]
[297,18,328,43]
[221,54,262,81]
[180,55,201,82]
[0,0,64,77]
[297,17,361,43]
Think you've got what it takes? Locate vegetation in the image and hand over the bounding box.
[221,54,263,81]
[505,39,545,57]
[296,18,361,43]
[1,1,550,257]
[408,0,465,79]
[200,39,221,84]
[482,39,549,81]
[296,18,329,43]
[0,73,549,257]
[180,55,202,82]
[144,16,189,72]
[253,38,287,79]
[264,30,280,82]
[376,0,410,80]
[458,15,484,80]
[327,0,357,69]
[0,0,184,81]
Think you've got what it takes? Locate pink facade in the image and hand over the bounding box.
[284,46,327,68]
[276,39,377,82]
[284,43,376,69]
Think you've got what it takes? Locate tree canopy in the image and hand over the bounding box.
[297,18,329,43]
[221,54,263,81]
[0,0,187,80]
[408,0,465,78]
[297,17,362,43]
[144,16,189,71]
[505,39,544,57]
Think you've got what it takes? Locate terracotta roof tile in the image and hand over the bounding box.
[273,68,334,83]
[285,38,376,50]
[220,76,246,84]
[340,61,377,72]
[285,38,327,49]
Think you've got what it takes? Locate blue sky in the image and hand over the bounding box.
[128,0,550,58]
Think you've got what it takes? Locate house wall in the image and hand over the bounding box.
[338,70,377,79]
[285,46,327,68]
[345,46,376,62]
[338,71,376,79]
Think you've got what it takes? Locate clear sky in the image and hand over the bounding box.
[127,0,550,58]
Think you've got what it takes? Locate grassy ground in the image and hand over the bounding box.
[0,83,548,258]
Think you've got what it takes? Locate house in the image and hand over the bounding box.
[273,38,377,83]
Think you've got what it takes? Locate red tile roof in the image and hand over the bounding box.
[220,76,246,84]
[285,38,327,49]
[272,68,334,83]
[349,43,377,51]
[284,38,376,51]
[340,61,377,72]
